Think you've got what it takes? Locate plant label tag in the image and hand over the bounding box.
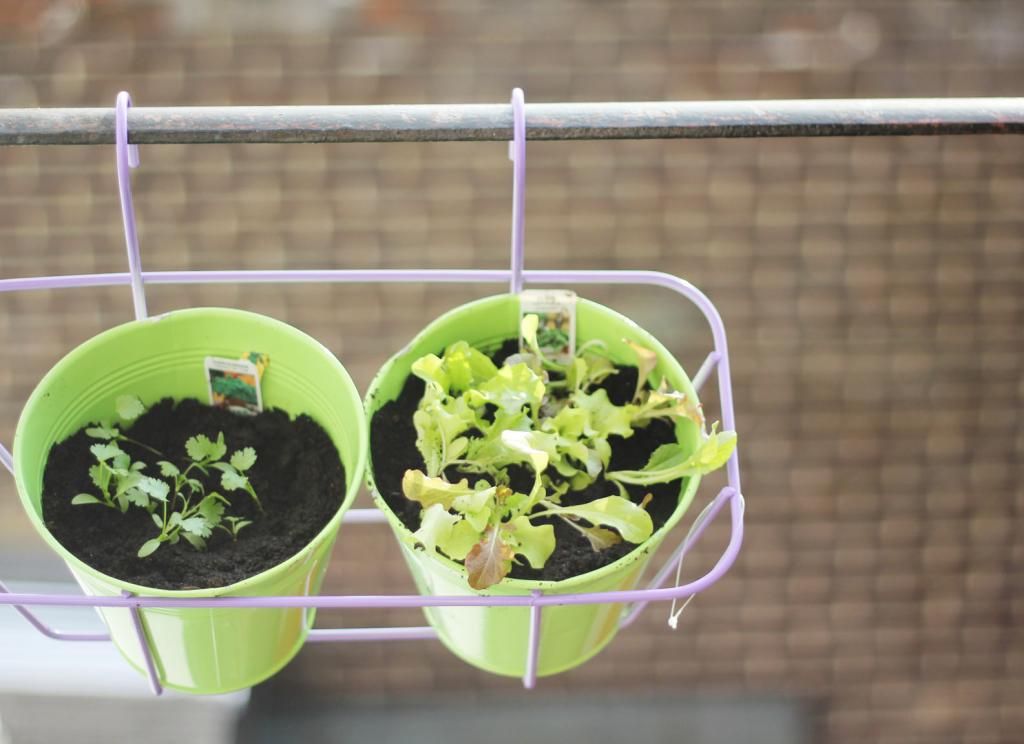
[205,357,263,415]
[519,289,576,365]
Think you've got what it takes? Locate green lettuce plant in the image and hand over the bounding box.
[400,316,737,589]
[72,395,261,557]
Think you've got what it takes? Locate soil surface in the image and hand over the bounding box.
[370,340,684,582]
[42,398,346,590]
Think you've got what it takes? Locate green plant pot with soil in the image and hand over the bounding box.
[13,307,367,694]
[366,295,735,677]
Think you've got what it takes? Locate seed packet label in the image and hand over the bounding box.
[519,289,577,365]
[205,357,263,415]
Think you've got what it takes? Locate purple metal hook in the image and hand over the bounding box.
[115,91,148,320]
[509,88,526,294]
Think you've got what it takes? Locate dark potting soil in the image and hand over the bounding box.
[42,398,346,590]
[369,340,684,582]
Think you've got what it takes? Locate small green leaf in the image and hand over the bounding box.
[437,519,479,560]
[88,464,107,490]
[229,447,257,472]
[504,516,555,569]
[185,432,227,463]
[85,425,119,440]
[116,395,146,422]
[498,430,552,474]
[125,488,149,508]
[442,340,498,393]
[71,493,102,505]
[168,512,183,529]
[537,496,654,544]
[197,494,226,527]
[180,516,213,538]
[136,476,170,502]
[152,513,164,529]
[574,388,635,439]
[137,538,162,558]
[414,503,460,554]
[157,461,180,478]
[402,471,488,510]
[466,363,546,416]
[220,468,248,492]
[90,442,125,463]
[608,429,738,485]
[410,353,450,394]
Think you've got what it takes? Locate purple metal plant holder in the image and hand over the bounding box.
[0,89,745,694]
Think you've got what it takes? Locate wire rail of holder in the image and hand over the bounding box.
[0,93,1021,695]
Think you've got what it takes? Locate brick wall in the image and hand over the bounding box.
[0,2,1021,742]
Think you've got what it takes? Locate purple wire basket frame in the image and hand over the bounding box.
[0,89,745,694]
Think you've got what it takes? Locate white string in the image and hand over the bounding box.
[667,494,722,629]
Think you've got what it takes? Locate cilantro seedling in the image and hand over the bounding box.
[71,395,263,558]
[399,314,737,589]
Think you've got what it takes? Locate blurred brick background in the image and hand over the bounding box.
[1,1,1022,742]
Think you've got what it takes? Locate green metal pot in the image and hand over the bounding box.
[14,308,367,694]
[365,295,702,677]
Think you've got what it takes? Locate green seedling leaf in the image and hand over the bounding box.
[402,471,488,510]
[116,395,146,422]
[137,538,162,558]
[180,516,213,538]
[90,442,126,463]
[411,353,450,394]
[504,516,555,569]
[152,513,164,529]
[230,447,257,472]
[125,488,150,508]
[451,488,494,532]
[414,503,460,554]
[136,476,170,502]
[220,468,249,493]
[412,409,445,477]
[198,493,226,527]
[466,363,545,416]
[574,388,635,439]
[443,340,499,393]
[88,464,108,491]
[536,496,654,544]
[437,519,480,560]
[158,461,180,478]
[465,526,514,590]
[498,430,552,474]
[186,432,227,463]
[519,314,562,371]
[71,494,102,506]
[221,516,252,540]
[608,428,737,485]
[85,425,119,440]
